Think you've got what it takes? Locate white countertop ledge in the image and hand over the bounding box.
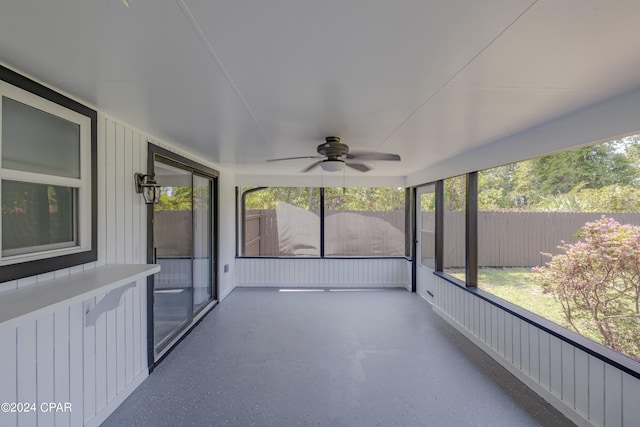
[0,264,160,329]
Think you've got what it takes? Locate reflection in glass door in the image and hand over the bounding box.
[416,184,436,301]
[193,174,212,312]
[151,158,216,358]
[153,162,193,352]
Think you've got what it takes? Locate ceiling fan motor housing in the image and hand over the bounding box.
[317,136,349,160]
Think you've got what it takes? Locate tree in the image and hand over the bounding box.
[478,136,640,211]
[244,187,405,211]
[443,175,466,211]
[533,216,640,360]
[528,142,638,197]
[244,187,318,210]
[156,186,192,211]
[573,185,640,212]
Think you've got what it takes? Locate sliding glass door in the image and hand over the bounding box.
[193,174,212,312]
[149,147,217,361]
[153,162,194,352]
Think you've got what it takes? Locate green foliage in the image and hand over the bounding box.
[533,216,640,360]
[533,192,583,212]
[244,187,319,210]
[479,135,640,212]
[528,185,640,212]
[573,185,640,212]
[420,192,435,211]
[244,187,405,211]
[443,175,466,211]
[156,186,192,211]
[531,142,636,195]
[324,187,405,211]
[479,163,520,209]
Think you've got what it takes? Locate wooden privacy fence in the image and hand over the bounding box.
[441,211,640,268]
[154,211,192,257]
[244,209,405,256]
[246,210,640,266]
[160,209,640,266]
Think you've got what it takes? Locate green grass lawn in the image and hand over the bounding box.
[448,267,570,328]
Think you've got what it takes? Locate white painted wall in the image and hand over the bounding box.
[0,277,148,427]
[0,80,237,426]
[236,257,411,290]
[431,275,640,427]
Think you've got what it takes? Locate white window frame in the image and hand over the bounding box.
[0,80,92,266]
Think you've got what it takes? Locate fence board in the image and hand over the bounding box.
[238,210,640,264]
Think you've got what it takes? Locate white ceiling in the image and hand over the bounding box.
[1,0,640,178]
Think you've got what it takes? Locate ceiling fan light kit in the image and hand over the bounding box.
[321,159,345,172]
[267,136,400,173]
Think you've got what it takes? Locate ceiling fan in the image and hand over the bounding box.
[267,136,401,172]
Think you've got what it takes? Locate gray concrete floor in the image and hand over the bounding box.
[102,288,575,427]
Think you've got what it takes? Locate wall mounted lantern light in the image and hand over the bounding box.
[134,173,161,204]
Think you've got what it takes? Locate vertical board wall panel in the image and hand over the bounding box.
[133,133,142,263]
[16,321,37,427]
[54,308,71,427]
[36,317,55,427]
[106,305,117,403]
[539,332,551,391]
[529,325,540,383]
[116,300,126,394]
[561,341,575,409]
[138,280,148,380]
[95,292,108,413]
[97,115,107,266]
[105,120,117,265]
[589,357,605,427]
[0,278,149,427]
[622,373,640,427]
[124,128,134,264]
[83,299,96,424]
[497,310,505,357]
[520,321,530,375]
[235,258,410,288]
[125,287,134,386]
[512,317,521,369]
[69,303,83,427]
[431,276,640,427]
[479,297,486,344]
[473,297,480,338]
[504,312,513,363]
[574,350,589,419]
[549,336,562,399]
[0,328,17,427]
[604,364,623,427]
[115,124,126,264]
[491,306,498,351]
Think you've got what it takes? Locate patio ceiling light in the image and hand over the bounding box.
[320,159,345,172]
[134,173,161,204]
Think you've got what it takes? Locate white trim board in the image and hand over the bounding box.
[0,264,159,330]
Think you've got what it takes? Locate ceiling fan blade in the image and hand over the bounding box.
[346,162,371,172]
[346,152,401,161]
[302,161,322,172]
[267,155,323,162]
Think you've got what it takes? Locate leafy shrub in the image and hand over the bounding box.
[533,216,640,360]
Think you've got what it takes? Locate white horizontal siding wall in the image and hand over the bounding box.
[236,258,411,289]
[432,275,640,427]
